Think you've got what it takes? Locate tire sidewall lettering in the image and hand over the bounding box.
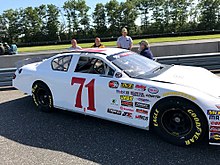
[48,95,53,108]
[32,93,39,107]
[32,85,38,93]
[32,85,39,107]
[185,109,202,145]
[153,109,159,127]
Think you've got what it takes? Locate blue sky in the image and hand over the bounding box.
[0,0,125,14]
[0,0,141,25]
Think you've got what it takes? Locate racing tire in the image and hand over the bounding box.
[32,83,54,112]
[0,46,5,55]
[151,98,207,146]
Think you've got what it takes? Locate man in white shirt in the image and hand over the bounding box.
[117,28,133,50]
[69,39,82,50]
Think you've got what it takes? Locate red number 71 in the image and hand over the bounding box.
[71,77,96,111]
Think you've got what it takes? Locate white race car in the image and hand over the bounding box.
[13,48,220,146]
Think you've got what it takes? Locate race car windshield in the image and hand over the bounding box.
[108,52,162,78]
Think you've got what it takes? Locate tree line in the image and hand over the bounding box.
[0,0,219,44]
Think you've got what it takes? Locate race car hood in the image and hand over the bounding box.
[151,65,220,98]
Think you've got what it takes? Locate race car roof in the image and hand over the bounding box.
[61,48,129,57]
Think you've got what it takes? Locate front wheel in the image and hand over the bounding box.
[151,98,207,146]
[32,83,54,112]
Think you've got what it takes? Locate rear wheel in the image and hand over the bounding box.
[151,98,207,146]
[32,83,54,112]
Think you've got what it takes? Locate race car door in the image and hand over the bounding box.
[69,56,136,126]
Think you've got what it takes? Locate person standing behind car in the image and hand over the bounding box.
[117,28,133,50]
[91,37,105,48]
[139,40,154,60]
[10,43,18,54]
[69,39,82,50]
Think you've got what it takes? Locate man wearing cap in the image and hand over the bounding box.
[139,40,154,60]
[117,28,133,50]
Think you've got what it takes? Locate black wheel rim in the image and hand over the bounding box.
[36,88,50,107]
[161,109,193,137]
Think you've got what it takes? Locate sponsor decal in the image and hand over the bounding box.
[209,115,220,120]
[153,109,159,126]
[121,101,133,107]
[119,52,132,57]
[122,112,133,118]
[120,106,134,112]
[109,52,133,61]
[109,81,119,89]
[210,132,220,141]
[185,109,202,145]
[135,115,148,121]
[116,90,129,95]
[148,87,159,94]
[216,105,220,109]
[115,72,122,78]
[163,92,196,101]
[211,121,220,126]
[107,109,122,115]
[135,102,150,109]
[121,83,134,89]
[207,110,220,115]
[111,99,118,106]
[120,95,133,101]
[146,94,160,99]
[136,109,148,115]
[210,126,220,132]
[135,84,146,91]
[131,91,145,97]
[137,98,150,103]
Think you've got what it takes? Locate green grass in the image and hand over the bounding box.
[18,34,220,53]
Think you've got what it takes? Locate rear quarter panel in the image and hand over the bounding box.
[13,65,37,95]
[13,59,52,95]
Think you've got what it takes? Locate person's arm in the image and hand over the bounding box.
[149,50,154,60]
[128,37,133,50]
[144,50,154,60]
[117,37,121,48]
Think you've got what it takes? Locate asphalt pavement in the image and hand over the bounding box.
[0,89,220,165]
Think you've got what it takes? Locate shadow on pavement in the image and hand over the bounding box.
[0,96,220,165]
